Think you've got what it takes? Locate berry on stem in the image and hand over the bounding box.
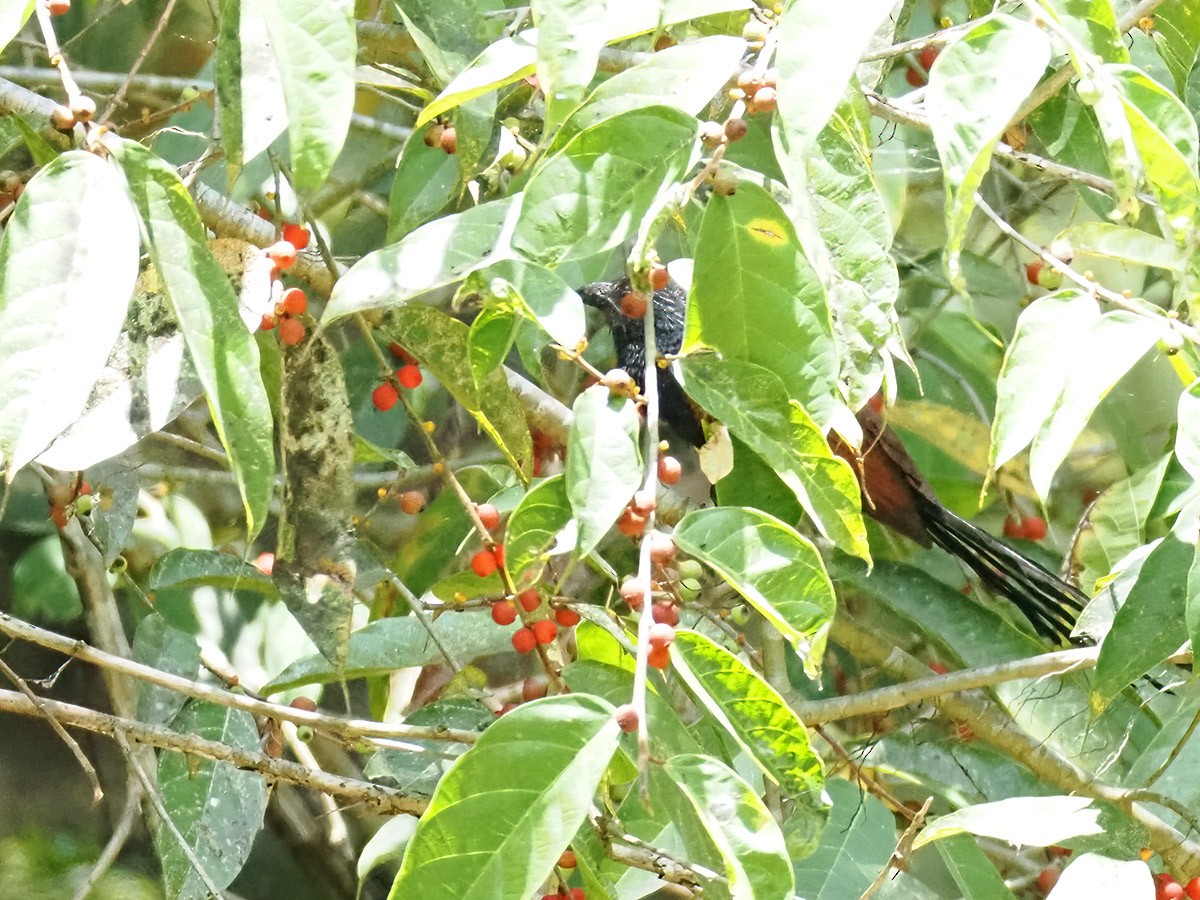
[620,580,646,610]
[475,503,501,531]
[558,849,577,869]
[372,383,399,411]
[532,619,558,644]
[617,507,647,538]
[518,589,541,612]
[658,456,682,485]
[619,291,647,318]
[647,531,677,565]
[614,704,639,732]
[280,287,307,316]
[647,645,670,669]
[400,491,425,515]
[48,0,70,14]
[555,606,581,627]
[278,317,305,346]
[260,314,276,332]
[266,240,298,271]
[650,265,670,291]
[1022,515,1047,540]
[1002,515,1024,539]
[512,627,536,653]
[648,622,675,647]
[397,364,423,390]
[282,223,310,250]
[424,124,445,148]
[1025,260,1044,285]
[651,601,679,626]
[1184,876,1200,899]
[522,677,548,702]
[723,118,748,142]
[440,126,458,154]
[471,549,498,578]
[491,600,517,626]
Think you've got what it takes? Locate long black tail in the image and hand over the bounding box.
[919,498,1089,644]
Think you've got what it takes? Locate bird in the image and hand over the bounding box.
[579,276,1089,644]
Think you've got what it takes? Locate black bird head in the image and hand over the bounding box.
[577,277,704,447]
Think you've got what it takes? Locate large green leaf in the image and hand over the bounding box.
[1038,0,1129,64]
[677,356,868,559]
[665,754,794,900]
[132,615,201,728]
[684,182,838,427]
[113,141,274,537]
[259,0,356,191]
[1153,0,1200,96]
[792,779,894,899]
[155,702,267,900]
[914,796,1103,850]
[415,30,538,128]
[1055,222,1185,272]
[0,151,139,476]
[387,695,619,898]
[673,507,836,675]
[324,195,520,322]
[387,131,461,242]
[935,833,1017,900]
[464,259,586,349]
[533,0,607,132]
[671,631,826,807]
[150,548,278,596]
[504,474,574,584]
[513,106,698,264]
[566,385,642,555]
[926,15,1051,290]
[214,0,287,181]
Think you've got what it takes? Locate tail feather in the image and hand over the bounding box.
[919,500,1088,644]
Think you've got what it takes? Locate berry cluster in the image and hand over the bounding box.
[259,224,312,346]
[47,479,93,530]
[371,344,424,410]
[1154,873,1200,900]
[735,67,778,114]
[423,123,457,155]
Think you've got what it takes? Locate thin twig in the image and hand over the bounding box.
[98,0,180,126]
[71,775,144,900]
[860,797,933,900]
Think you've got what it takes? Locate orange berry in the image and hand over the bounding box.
[280,287,307,316]
[724,118,748,142]
[278,317,305,346]
[558,849,577,869]
[648,622,675,647]
[496,702,519,716]
[928,661,947,675]
[1037,867,1059,893]
[372,383,398,411]
[259,314,276,331]
[647,645,670,669]
[253,551,275,576]
[475,503,501,531]
[48,0,70,14]
[397,364,423,390]
[867,393,884,413]
[748,85,777,113]
[532,619,557,644]
[567,890,584,900]
[917,47,938,70]
[1003,516,1024,539]
[522,677,548,702]
[619,292,647,318]
[49,504,69,529]
[1023,516,1047,540]
[512,627,536,653]
[491,600,517,625]
[518,589,541,612]
[614,704,639,732]
[440,126,457,154]
[630,489,656,516]
[50,104,75,131]
[555,606,581,627]
[658,456,681,485]
[651,601,678,626]
[650,265,669,291]
[282,223,310,250]
[1025,260,1044,285]
[1184,876,1200,899]
[289,696,317,712]
[471,549,498,578]
[905,66,927,87]
[647,531,676,565]
[617,507,647,538]
[399,490,425,515]
[620,580,646,610]
[494,544,505,569]
[266,240,298,271]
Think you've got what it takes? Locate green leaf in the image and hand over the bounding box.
[671,630,826,806]
[0,151,139,476]
[914,796,1103,850]
[1177,380,1200,482]
[533,0,608,131]
[685,182,838,426]
[1153,0,1200,96]
[566,385,642,555]
[390,305,532,475]
[673,506,836,675]
[513,106,698,264]
[665,754,794,899]
[926,15,1051,290]
[387,695,619,898]
[12,536,81,624]
[467,304,518,387]
[1050,854,1157,898]
[1038,0,1129,64]
[394,0,508,85]
[324,195,520,323]
[387,132,461,242]
[113,140,274,537]
[416,30,538,127]
[678,356,868,559]
[259,0,355,191]
[1093,530,1193,709]
[505,475,574,584]
[150,548,278,596]
[464,259,586,348]
[1056,221,1186,272]
[215,0,287,181]
[774,0,896,154]
[552,35,747,149]
[132,615,201,727]
[792,779,894,899]
[935,833,1018,900]
[155,703,267,900]
[364,698,493,795]
[0,0,33,56]
[263,612,516,693]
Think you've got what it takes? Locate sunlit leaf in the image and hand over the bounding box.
[566,385,642,555]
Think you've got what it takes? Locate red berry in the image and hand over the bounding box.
[614,704,639,732]
[1002,515,1024,539]
[494,544,505,569]
[280,287,307,316]
[372,383,398,411]
[621,580,646,610]
[400,491,425,515]
[630,489,656,516]
[471,549,498,578]
[266,240,298,271]
[260,313,276,331]
[647,531,677,565]
[491,600,517,625]
[48,0,70,14]
[918,47,938,70]
[476,503,501,531]
[928,661,947,675]
[388,342,418,365]
[617,507,647,538]
[496,702,519,716]
[867,393,884,413]
[724,118,748,142]
[532,619,558,644]
[289,696,317,712]
[282,223,310,250]
[647,645,670,669]
[650,265,669,291]
[619,291,647,318]
[440,126,457,154]
[1037,867,1059,893]
[558,849,577,869]
[518,589,541,612]
[648,622,675,648]
[512,627,536,653]
[49,504,69,529]
[253,551,275,576]
[906,66,927,87]
[1184,877,1200,899]
[278,317,305,346]
[567,890,584,900]
[555,606,581,627]
[651,601,679,626]
[397,364,423,390]
[658,456,681,485]
[522,677,548,702]
[1022,516,1047,541]
[77,481,92,497]
[1163,882,1185,900]
[1025,260,1044,285]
